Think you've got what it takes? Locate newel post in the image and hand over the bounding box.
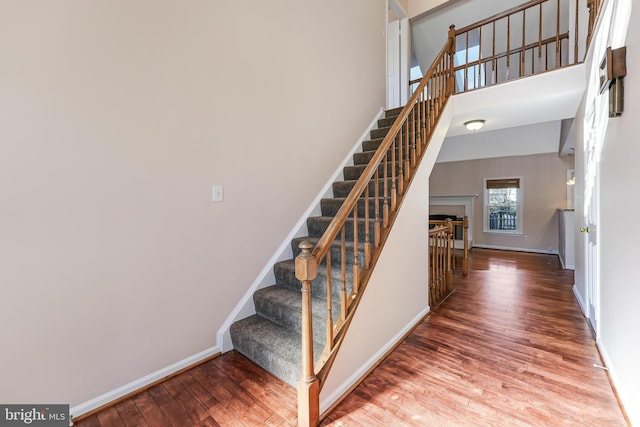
[448,25,456,96]
[295,241,320,427]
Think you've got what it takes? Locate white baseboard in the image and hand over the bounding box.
[472,243,559,255]
[319,307,430,414]
[572,284,587,316]
[596,341,637,425]
[216,107,386,352]
[70,345,220,421]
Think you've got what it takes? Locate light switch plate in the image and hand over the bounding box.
[213,185,224,202]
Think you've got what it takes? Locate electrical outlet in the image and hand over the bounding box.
[213,185,224,202]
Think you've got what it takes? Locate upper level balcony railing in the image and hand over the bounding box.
[411,0,604,94]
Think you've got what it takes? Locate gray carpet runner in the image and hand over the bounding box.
[230,107,408,387]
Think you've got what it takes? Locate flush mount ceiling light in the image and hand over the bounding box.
[464,119,485,131]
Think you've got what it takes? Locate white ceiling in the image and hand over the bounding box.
[447,65,585,137]
[435,64,585,162]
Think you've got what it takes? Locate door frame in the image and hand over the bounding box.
[387,0,410,108]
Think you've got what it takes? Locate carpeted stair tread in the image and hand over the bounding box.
[320,197,386,218]
[254,285,343,345]
[273,258,355,298]
[307,216,376,240]
[343,162,400,181]
[385,106,404,117]
[333,178,394,198]
[230,314,323,387]
[353,147,415,165]
[290,236,366,267]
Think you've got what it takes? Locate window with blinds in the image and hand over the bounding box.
[484,177,522,233]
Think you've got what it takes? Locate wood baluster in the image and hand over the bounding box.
[463,216,469,276]
[438,232,443,301]
[352,202,359,294]
[374,170,381,248]
[446,219,453,293]
[295,240,319,427]
[340,227,347,319]
[397,120,404,196]
[478,26,483,88]
[383,152,389,229]
[492,21,496,84]
[411,104,417,168]
[391,135,397,211]
[364,184,371,269]
[436,63,441,111]
[507,15,511,80]
[417,94,423,157]
[555,0,560,68]
[427,233,436,305]
[403,119,410,180]
[521,10,525,77]
[538,3,543,73]
[464,32,469,91]
[427,81,432,134]
[574,0,579,64]
[325,250,333,349]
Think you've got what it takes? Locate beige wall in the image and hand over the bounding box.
[430,153,570,252]
[0,0,386,409]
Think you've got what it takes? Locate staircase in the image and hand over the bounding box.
[230,106,405,387]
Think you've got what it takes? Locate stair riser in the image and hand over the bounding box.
[362,137,419,153]
[370,126,419,140]
[320,198,386,218]
[230,322,323,387]
[307,217,376,241]
[343,162,400,180]
[292,243,366,270]
[274,261,355,299]
[253,293,332,346]
[333,179,394,198]
[353,148,416,166]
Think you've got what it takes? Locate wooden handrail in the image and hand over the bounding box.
[454,0,549,35]
[452,32,569,73]
[309,39,454,266]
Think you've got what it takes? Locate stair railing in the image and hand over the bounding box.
[294,27,457,427]
[451,0,601,93]
[429,216,469,278]
[428,221,454,306]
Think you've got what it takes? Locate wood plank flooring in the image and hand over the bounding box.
[75,249,627,426]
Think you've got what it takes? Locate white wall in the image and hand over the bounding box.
[595,0,640,422]
[573,0,639,423]
[0,0,386,410]
[411,0,522,72]
[409,0,451,19]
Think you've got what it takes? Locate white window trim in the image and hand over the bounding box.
[483,176,524,235]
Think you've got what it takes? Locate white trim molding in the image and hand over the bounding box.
[319,307,430,415]
[70,345,220,421]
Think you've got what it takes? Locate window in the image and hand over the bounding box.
[484,178,523,234]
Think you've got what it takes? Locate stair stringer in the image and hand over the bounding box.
[318,101,453,415]
[217,108,385,352]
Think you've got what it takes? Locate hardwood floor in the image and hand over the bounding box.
[75,249,627,426]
